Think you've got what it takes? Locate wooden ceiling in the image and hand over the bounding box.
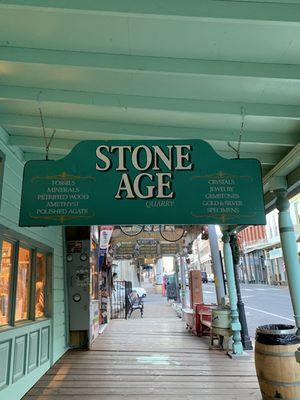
[0,0,299,178]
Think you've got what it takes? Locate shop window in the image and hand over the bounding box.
[0,232,51,326]
[35,253,46,318]
[0,241,13,325]
[15,247,31,321]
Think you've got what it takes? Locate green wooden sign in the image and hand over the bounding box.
[19,140,266,227]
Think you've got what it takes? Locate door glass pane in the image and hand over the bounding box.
[36,253,46,318]
[0,241,13,325]
[15,247,31,321]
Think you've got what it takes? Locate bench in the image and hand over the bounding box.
[194,303,217,337]
[126,292,144,318]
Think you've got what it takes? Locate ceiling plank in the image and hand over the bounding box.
[1,114,297,147]
[2,46,300,81]
[1,0,300,23]
[1,86,300,120]
[1,2,300,65]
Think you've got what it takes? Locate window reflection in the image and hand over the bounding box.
[15,247,31,321]
[35,253,46,318]
[0,241,13,325]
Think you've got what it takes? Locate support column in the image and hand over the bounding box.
[275,189,300,335]
[179,256,186,308]
[222,230,244,355]
[208,225,226,305]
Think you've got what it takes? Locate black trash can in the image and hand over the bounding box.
[255,324,300,399]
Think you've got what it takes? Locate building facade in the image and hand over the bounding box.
[0,128,68,399]
[189,195,300,286]
[238,225,269,284]
[238,194,300,285]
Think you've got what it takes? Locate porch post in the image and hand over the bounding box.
[222,230,244,355]
[208,225,226,305]
[275,189,300,336]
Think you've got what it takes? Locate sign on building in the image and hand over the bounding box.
[19,140,266,226]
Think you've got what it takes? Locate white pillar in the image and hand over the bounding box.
[156,258,163,284]
[208,225,226,304]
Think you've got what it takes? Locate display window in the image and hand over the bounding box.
[35,253,46,318]
[0,232,51,327]
[0,241,13,325]
[15,247,31,321]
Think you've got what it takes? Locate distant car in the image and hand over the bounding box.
[201,271,208,283]
[132,287,147,298]
[208,274,215,283]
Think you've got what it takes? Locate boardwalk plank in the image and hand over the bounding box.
[23,291,260,400]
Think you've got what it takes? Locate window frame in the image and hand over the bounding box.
[34,250,50,320]
[0,227,53,330]
[0,238,15,327]
[15,244,33,324]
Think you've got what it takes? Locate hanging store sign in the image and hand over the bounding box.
[19,139,266,226]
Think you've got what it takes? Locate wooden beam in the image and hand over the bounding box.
[2,114,297,147]
[1,0,300,24]
[1,85,300,124]
[263,143,300,191]
[1,47,300,81]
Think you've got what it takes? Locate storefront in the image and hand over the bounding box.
[0,130,68,399]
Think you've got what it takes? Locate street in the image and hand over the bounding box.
[202,283,294,339]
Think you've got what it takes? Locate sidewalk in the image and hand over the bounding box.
[23,291,260,399]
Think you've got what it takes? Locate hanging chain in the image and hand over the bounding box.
[237,106,245,158]
[227,106,245,159]
[39,107,56,160]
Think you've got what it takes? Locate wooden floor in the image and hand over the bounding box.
[23,290,261,399]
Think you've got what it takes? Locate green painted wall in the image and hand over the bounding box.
[0,127,68,400]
